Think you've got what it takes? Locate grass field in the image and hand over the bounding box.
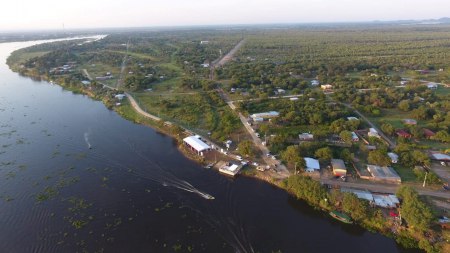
[391,164,417,182]
[433,85,450,96]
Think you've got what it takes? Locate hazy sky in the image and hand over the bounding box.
[1,0,449,30]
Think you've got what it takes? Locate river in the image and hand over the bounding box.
[0,38,423,253]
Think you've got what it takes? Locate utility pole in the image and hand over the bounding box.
[294,162,298,175]
[238,133,239,141]
[423,171,428,187]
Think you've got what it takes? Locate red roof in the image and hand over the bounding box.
[423,128,435,137]
[396,129,412,137]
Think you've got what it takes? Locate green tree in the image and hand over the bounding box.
[342,192,369,220]
[238,140,254,157]
[398,100,410,111]
[432,130,450,142]
[367,150,390,166]
[287,175,328,206]
[340,149,354,162]
[339,130,353,143]
[281,146,306,171]
[314,147,333,162]
[396,185,436,232]
[259,124,269,134]
[381,123,397,136]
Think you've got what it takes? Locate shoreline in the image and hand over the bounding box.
[6,54,437,253]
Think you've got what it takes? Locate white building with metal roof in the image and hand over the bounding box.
[183,136,211,156]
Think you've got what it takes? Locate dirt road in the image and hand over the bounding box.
[344,104,396,149]
[210,38,245,80]
[83,69,93,80]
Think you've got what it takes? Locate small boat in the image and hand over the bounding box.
[330,211,353,224]
[201,193,215,200]
[88,144,92,149]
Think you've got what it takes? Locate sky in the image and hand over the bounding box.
[1,0,449,31]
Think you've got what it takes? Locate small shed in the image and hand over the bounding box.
[423,128,435,139]
[321,84,332,90]
[304,158,320,172]
[388,152,399,163]
[365,145,377,151]
[403,119,417,125]
[396,129,412,138]
[299,133,314,141]
[351,132,359,142]
[424,83,437,89]
[331,159,346,176]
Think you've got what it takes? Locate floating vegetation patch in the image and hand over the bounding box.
[6,171,16,179]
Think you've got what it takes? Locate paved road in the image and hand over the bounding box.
[344,104,397,149]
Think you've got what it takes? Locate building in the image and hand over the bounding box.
[369,128,378,134]
[251,111,279,119]
[388,152,399,163]
[183,136,211,156]
[351,132,359,142]
[430,152,450,161]
[277,89,286,93]
[400,80,408,85]
[403,119,417,125]
[366,165,401,182]
[219,161,243,176]
[299,133,314,141]
[201,63,210,68]
[241,92,249,96]
[311,80,319,85]
[347,117,358,121]
[290,97,298,101]
[365,145,377,151]
[309,98,316,102]
[253,117,264,122]
[81,81,91,85]
[424,83,437,89]
[321,84,332,90]
[341,188,374,202]
[331,159,346,176]
[423,128,435,139]
[368,132,380,138]
[115,94,126,100]
[396,129,412,138]
[200,41,209,44]
[304,158,320,172]
[372,194,400,209]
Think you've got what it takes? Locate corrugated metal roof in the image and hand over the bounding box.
[367,165,401,181]
[183,136,211,152]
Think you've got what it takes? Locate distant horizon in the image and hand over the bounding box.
[1,0,449,31]
[1,17,449,33]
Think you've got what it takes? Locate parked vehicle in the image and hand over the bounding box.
[223,152,228,155]
[252,162,260,166]
[255,133,260,138]
[271,155,276,160]
[256,166,265,171]
[241,162,248,166]
[236,156,243,161]
[247,122,252,126]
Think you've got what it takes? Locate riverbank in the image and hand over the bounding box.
[6,44,444,253]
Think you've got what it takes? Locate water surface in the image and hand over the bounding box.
[0,38,422,253]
